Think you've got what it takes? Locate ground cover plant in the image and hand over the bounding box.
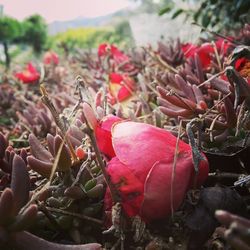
[1,22,250,250]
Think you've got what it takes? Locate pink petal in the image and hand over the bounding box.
[140,155,193,221]
[112,122,191,182]
[235,58,248,71]
[182,43,198,58]
[105,157,144,217]
[98,43,108,57]
[197,43,214,69]
[95,115,122,158]
[109,73,123,84]
[27,63,37,73]
[117,86,132,102]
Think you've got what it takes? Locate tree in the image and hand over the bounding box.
[130,0,173,14]
[0,16,22,68]
[159,0,250,32]
[22,15,47,54]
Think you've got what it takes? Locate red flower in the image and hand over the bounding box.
[182,43,199,58]
[98,43,121,58]
[43,51,59,65]
[215,38,232,54]
[98,43,134,72]
[15,63,40,84]
[182,39,232,69]
[235,57,250,83]
[94,117,209,221]
[196,43,214,69]
[182,43,214,69]
[108,73,135,104]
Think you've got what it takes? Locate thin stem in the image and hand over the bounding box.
[40,84,78,162]
[208,172,241,179]
[45,206,103,225]
[198,68,226,88]
[38,202,62,231]
[82,112,120,204]
[170,120,182,217]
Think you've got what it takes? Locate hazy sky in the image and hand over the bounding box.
[0,0,132,23]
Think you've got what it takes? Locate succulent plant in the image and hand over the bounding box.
[155,50,250,152]
[0,85,17,127]
[215,210,250,250]
[156,55,207,119]
[0,153,101,249]
[0,133,28,189]
[157,39,185,67]
[16,102,55,138]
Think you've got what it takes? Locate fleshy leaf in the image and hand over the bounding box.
[0,188,14,225]
[29,134,52,162]
[11,155,30,215]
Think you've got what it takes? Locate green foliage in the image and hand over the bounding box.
[0,14,48,68]
[0,16,22,68]
[22,15,48,53]
[132,0,173,14]
[113,20,135,48]
[0,16,22,42]
[52,22,134,52]
[160,0,250,32]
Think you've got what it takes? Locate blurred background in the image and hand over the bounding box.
[0,0,249,67]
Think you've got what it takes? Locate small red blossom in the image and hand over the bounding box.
[43,51,59,65]
[15,63,40,84]
[94,116,209,222]
[98,43,121,57]
[181,43,199,58]
[196,43,214,69]
[182,42,214,69]
[235,57,250,83]
[75,146,86,160]
[182,39,232,70]
[98,43,134,72]
[108,73,135,104]
[215,38,233,54]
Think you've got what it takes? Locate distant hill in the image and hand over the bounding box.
[48,9,130,35]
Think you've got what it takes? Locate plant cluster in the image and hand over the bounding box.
[1,24,250,249]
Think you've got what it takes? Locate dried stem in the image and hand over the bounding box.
[45,206,103,225]
[82,111,120,204]
[198,69,227,88]
[38,202,62,231]
[170,120,183,217]
[40,84,77,162]
[208,172,241,179]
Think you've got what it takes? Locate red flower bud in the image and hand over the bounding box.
[75,146,86,160]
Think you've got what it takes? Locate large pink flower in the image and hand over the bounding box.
[94,116,209,222]
[15,63,40,84]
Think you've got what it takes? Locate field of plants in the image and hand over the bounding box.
[1,1,250,249]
